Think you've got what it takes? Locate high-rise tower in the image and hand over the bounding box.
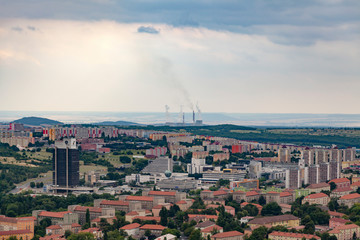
[53,139,79,190]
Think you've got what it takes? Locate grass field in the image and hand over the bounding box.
[80,164,107,174]
[24,150,52,161]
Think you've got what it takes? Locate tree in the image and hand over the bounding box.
[330,182,337,191]
[30,182,35,188]
[65,230,72,238]
[189,229,202,240]
[86,209,90,225]
[302,215,315,234]
[144,229,152,237]
[119,156,131,164]
[247,226,267,240]
[8,236,17,240]
[328,199,339,211]
[243,204,259,216]
[353,232,357,240]
[159,207,168,226]
[67,232,95,240]
[162,229,181,238]
[261,202,282,216]
[258,196,266,206]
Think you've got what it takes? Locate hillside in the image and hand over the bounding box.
[95,120,141,126]
[14,117,63,126]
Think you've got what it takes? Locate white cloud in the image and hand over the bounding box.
[0,19,359,113]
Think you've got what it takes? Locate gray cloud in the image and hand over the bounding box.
[0,0,359,45]
[27,26,37,31]
[11,26,23,32]
[137,26,159,34]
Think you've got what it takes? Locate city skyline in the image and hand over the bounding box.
[0,0,359,113]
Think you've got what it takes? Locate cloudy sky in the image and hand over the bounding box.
[0,0,359,114]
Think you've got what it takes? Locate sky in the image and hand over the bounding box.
[0,0,359,114]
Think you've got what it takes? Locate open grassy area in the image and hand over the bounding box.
[80,163,107,174]
[0,157,38,167]
[24,149,52,161]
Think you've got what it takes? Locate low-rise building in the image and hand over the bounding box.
[211,230,244,240]
[0,229,33,240]
[331,187,353,198]
[201,225,223,238]
[329,218,351,229]
[268,231,320,240]
[350,181,360,191]
[125,196,154,210]
[68,205,115,225]
[147,190,185,203]
[0,215,35,233]
[95,199,130,213]
[338,193,360,208]
[329,224,360,240]
[119,223,140,237]
[139,225,166,238]
[188,214,218,223]
[329,178,351,189]
[32,211,78,226]
[302,193,330,206]
[306,182,330,194]
[248,215,300,229]
[79,228,103,239]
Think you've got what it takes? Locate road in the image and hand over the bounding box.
[8,172,52,194]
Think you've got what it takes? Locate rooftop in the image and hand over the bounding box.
[202,225,223,233]
[304,193,329,199]
[74,206,102,213]
[269,231,320,239]
[38,211,72,218]
[307,182,330,189]
[126,196,154,202]
[248,214,299,225]
[100,200,129,206]
[339,193,360,200]
[140,224,166,230]
[148,191,176,196]
[120,223,141,230]
[46,225,62,230]
[211,230,243,238]
[329,178,350,184]
[0,230,32,236]
[195,220,216,229]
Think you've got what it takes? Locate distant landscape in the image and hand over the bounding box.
[2,111,360,127]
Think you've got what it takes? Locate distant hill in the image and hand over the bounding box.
[94,120,141,126]
[14,117,63,126]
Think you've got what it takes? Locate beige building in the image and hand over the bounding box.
[211,231,243,240]
[302,193,330,206]
[306,182,330,193]
[268,231,320,240]
[338,193,360,208]
[329,224,360,240]
[248,215,300,230]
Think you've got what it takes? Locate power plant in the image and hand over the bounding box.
[164,104,203,126]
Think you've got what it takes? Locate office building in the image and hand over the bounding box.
[53,139,79,189]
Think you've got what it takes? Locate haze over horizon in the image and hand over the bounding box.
[0,0,359,114]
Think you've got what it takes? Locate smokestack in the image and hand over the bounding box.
[193,110,195,123]
[183,112,185,124]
